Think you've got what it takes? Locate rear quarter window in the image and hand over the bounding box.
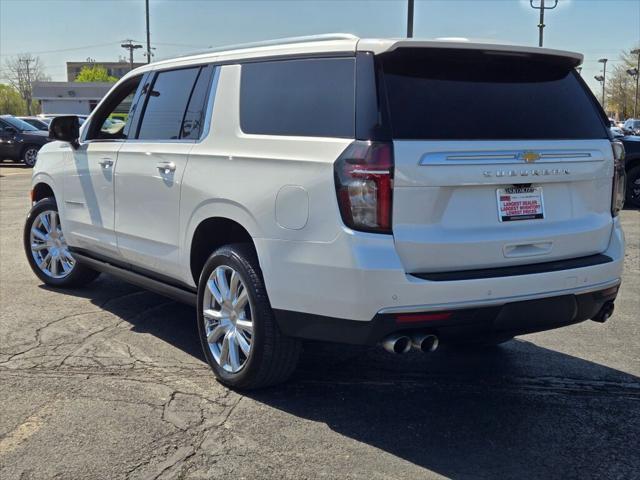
[380,48,608,140]
[240,57,355,138]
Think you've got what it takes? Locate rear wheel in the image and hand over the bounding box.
[197,244,301,390]
[23,197,100,287]
[626,164,640,208]
[22,145,39,167]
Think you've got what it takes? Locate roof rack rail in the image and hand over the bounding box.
[172,33,359,60]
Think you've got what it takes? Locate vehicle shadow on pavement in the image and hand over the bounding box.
[40,276,640,478]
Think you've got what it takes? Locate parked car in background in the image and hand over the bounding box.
[610,126,625,138]
[622,119,640,135]
[618,135,640,208]
[0,115,51,166]
[37,114,89,126]
[18,116,50,131]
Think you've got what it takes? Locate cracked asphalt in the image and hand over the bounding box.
[1,160,639,479]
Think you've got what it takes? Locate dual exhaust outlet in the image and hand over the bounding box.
[382,333,439,354]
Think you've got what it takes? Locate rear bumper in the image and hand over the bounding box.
[273,285,620,345]
[257,217,625,323]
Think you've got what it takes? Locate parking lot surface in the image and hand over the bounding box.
[1,161,639,479]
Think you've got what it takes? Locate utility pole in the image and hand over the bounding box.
[407,0,414,38]
[598,58,608,111]
[24,58,32,115]
[145,0,152,64]
[121,40,143,70]
[530,0,558,47]
[632,49,640,118]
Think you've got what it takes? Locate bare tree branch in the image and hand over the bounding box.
[4,54,49,115]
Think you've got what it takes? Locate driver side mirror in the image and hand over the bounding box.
[49,116,80,148]
[2,126,17,137]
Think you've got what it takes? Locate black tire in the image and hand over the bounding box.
[197,244,301,390]
[626,164,640,209]
[23,197,100,288]
[22,145,40,168]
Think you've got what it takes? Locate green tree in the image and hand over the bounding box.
[0,83,32,115]
[75,65,118,83]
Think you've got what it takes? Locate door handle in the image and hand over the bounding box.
[98,158,114,168]
[157,161,176,174]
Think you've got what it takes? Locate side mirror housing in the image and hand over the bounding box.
[2,126,17,137]
[49,116,80,148]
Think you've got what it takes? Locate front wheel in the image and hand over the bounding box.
[197,244,301,390]
[23,197,100,287]
[22,145,40,167]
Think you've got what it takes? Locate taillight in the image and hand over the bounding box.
[334,141,393,233]
[611,140,626,217]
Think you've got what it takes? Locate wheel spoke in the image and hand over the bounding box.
[233,288,248,311]
[235,330,251,356]
[229,270,240,298]
[31,242,47,252]
[203,308,224,321]
[215,267,230,301]
[228,332,241,370]
[207,323,227,344]
[207,279,224,305]
[50,211,58,232]
[235,319,253,334]
[41,213,51,233]
[219,332,230,367]
[50,256,59,276]
[31,228,47,241]
[39,252,52,270]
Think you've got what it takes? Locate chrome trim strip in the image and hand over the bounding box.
[377,278,621,315]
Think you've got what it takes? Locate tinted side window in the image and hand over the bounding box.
[240,57,355,138]
[181,65,215,140]
[137,67,200,140]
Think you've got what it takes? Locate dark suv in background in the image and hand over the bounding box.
[0,115,51,167]
[619,135,640,208]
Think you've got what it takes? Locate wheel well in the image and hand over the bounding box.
[32,183,55,203]
[190,217,256,284]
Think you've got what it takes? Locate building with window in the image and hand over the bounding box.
[66,61,145,81]
[32,81,113,115]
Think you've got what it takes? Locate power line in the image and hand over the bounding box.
[0,42,119,57]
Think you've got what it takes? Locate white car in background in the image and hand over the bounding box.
[24,35,625,389]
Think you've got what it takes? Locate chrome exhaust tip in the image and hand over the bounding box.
[412,334,439,353]
[381,334,412,354]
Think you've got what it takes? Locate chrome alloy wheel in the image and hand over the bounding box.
[29,210,75,279]
[203,265,254,373]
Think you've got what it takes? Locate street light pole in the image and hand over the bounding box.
[632,48,640,118]
[529,0,558,47]
[145,0,152,64]
[598,58,608,111]
[407,0,414,38]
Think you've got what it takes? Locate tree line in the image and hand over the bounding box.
[1,54,118,116]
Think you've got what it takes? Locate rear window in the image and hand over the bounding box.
[240,57,355,138]
[380,48,608,140]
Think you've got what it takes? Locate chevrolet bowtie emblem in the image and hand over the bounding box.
[520,151,541,163]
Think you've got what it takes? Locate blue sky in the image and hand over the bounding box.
[1,0,639,94]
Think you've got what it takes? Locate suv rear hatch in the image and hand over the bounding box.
[377,47,613,273]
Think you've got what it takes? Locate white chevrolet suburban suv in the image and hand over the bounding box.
[24,35,626,389]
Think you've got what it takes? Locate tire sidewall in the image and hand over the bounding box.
[196,247,268,387]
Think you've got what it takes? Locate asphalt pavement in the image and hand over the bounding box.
[1,160,639,479]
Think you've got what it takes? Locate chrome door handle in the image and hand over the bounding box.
[157,161,176,174]
[98,158,114,168]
